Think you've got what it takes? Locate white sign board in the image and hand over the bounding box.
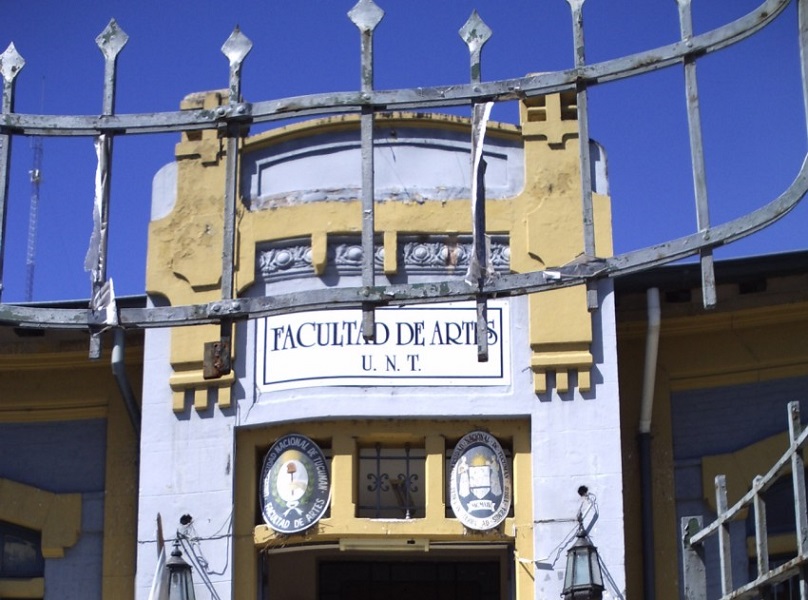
[256,301,510,391]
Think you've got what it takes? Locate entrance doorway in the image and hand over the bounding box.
[319,559,500,600]
[263,545,511,600]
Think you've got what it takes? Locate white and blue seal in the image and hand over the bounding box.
[449,430,511,531]
[260,434,331,534]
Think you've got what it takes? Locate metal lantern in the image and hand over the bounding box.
[562,527,604,600]
[166,539,197,600]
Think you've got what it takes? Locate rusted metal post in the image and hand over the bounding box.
[681,516,707,600]
[460,10,492,362]
[715,474,733,596]
[677,0,717,310]
[0,44,23,302]
[788,401,808,599]
[88,20,127,359]
[349,0,384,342]
[566,0,598,311]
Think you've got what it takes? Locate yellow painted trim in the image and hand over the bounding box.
[747,532,798,557]
[0,352,111,370]
[531,351,593,368]
[330,434,356,522]
[0,342,141,422]
[0,478,81,558]
[0,406,107,422]
[101,387,139,599]
[511,422,535,598]
[663,304,808,337]
[218,384,232,409]
[0,578,44,598]
[311,231,328,275]
[669,362,808,392]
[0,342,142,372]
[424,434,445,521]
[194,387,208,411]
[169,369,235,412]
[510,93,609,393]
[533,371,547,394]
[578,369,591,391]
[384,230,398,275]
[556,370,569,392]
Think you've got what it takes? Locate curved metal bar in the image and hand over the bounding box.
[607,154,808,275]
[0,0,788,137]
[1,149,806,330]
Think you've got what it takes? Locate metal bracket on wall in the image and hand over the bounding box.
[203,337,232,380]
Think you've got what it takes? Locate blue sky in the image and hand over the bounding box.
[1,0,805,302]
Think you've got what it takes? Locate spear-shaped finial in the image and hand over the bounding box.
[459,10,492,84]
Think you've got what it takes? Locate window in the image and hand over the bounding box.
[357,444,425,519]
[0,521,44,579]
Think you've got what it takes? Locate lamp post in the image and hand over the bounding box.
[562,521,604,600]
[165,539,196,600]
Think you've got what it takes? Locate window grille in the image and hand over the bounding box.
[357,444,425,519]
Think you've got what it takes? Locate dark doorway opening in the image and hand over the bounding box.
[319,559,501,600]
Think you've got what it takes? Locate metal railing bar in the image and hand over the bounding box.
[460,9,493,362]
[677,0,717,310]
[220,27,252,303]
[0,0,788,138]
[787,402,808,598]
[469,101,491,361]
[0,268,565,329]
[753,475,770,583]
[88,20,127,358]
[217,27,253,373]
[715,475,733,595]
[567,0,599,312]
[0,43,23,302]
[724,553,808,600]
[348,0,384,342]
[607,153,808,276]
[690,417,808,547]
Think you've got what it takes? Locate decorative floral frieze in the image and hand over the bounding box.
[333,243,385,270]
[258,243,313,280]
[257,236,509,282]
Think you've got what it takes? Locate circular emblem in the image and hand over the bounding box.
[260,434,330,534]
[449,431,511,531]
